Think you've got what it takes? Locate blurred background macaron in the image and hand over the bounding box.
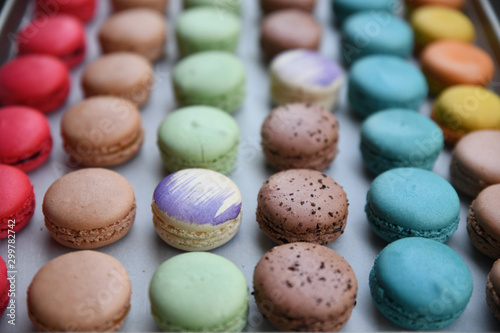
[184,0,241,14]
[35,0,96,22]
[405,0,465,13]
[111,0,169,13]
[332,0,399,26]
[260,0,316,14]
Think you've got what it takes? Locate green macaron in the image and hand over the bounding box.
[172,51,246,113]
[184,0,241,15]
[157,105,240,174]
[149,252,249,332]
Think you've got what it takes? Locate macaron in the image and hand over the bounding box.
[360,109,444,175]
[81,52,154,107]
[0,55,70,113]
[260,0,316,14]
[431,86,500,145]
[256,169,348,245]
[157,106,240,174]
[332,0,398,26]
[42,168,136,249]
[172,51,246,113]
[269,49,344,110]
[152,168,242,251]
[467,184,500,258]
[261,103,339,170]
[184,0,241,14]
[176,7,241,57]
[406,0,465,11]
[348,55,428,117]
[341,12,414,65]
[0,257,8,315]
[149,252,248,332]
[253,242,358,331]
[260,10,321,60]
[16,14,86,68]
[112,0,168,13]
[61,96,144,167]
[99,8,167,62]
[0,164,35,239]
[486,259,500,321]
[35,0,96,22]
[27,251,131,332]
[450,130,500,197]
[370,237,473,330]
[366,168,460,243]
[420,40,495,95]
[0,106,52,172]
[410,6,475,52]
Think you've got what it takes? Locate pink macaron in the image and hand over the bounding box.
[35,0,97,22]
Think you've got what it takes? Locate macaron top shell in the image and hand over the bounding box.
[0,164,33,219]
[153,169,242,226]
[42,168,135,230]
[473,184,500,238]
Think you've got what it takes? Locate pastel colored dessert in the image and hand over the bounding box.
[81,52,154,107]
[261,103,339,170]
[27,251,131,331]
[366,168,460,243]
[332,0,398,26]
[369,237,473,330]
[431,86,500,145]
[260,0,316,14]
[270,49,344,109]
[150,252,248,332]
[260,10,321,60]
[253,242,358,331]
[360,109,444,175]
[99,8,167,62]
[341,12,414,65]
[42,168,136,249]
[0,55,70,113]
[176,7,241,57]
[0,257,7,315]
[17,14,86,68]
[61,96,144,167]
[0,106,52,172]
[406,0,465,12]
[0,164,35,239]
[450,130,500,197]
[152,168,242,251]
[112,0,168,13]
[157,106,240,174]
[467,184,500,258]
[184,0,241,14]
[256,169,348,245]
[420,40,495,95]
[486,259,500,321]
[172,51,246,113]
[35,0,96,22]
[348,55,428,117]
[410,6,475,52]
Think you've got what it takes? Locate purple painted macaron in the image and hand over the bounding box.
[151,168,242,251]
[270,49,344,110]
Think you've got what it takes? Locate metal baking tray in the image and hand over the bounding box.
[1,0,500,331]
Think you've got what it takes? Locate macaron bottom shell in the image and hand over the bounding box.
[0,190,35,239]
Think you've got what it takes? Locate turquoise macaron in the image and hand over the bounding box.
[369,237,473,330]
[332,0,398,26]
[365,167,460,243]
[348,55,428,117]
[172,51,246,113]
[341,12,414,65]
[149,252,248,332]
[157,106,240,174]
[360,109,444,175]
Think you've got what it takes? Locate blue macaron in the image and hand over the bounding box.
[341,12,414,65]
[360,109,444,175]
[369,237,473,330]
[332,0,398,26]
[365,167,460,243]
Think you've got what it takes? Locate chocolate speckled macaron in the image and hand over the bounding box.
[256,169,348,245]
[253,242,358,331]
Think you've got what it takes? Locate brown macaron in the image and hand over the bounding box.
[260,9,321,60]
[487,259,500,321]
[406,0,465,11]
[256,169,348,245]
[261,103,339,171]
[61,96,144,167]
[99,8,167,62]
[260,0,316,14]
[27,251,131,332]
[253,242,358,331]
[112,0,168,13]
[82,52,154,107]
